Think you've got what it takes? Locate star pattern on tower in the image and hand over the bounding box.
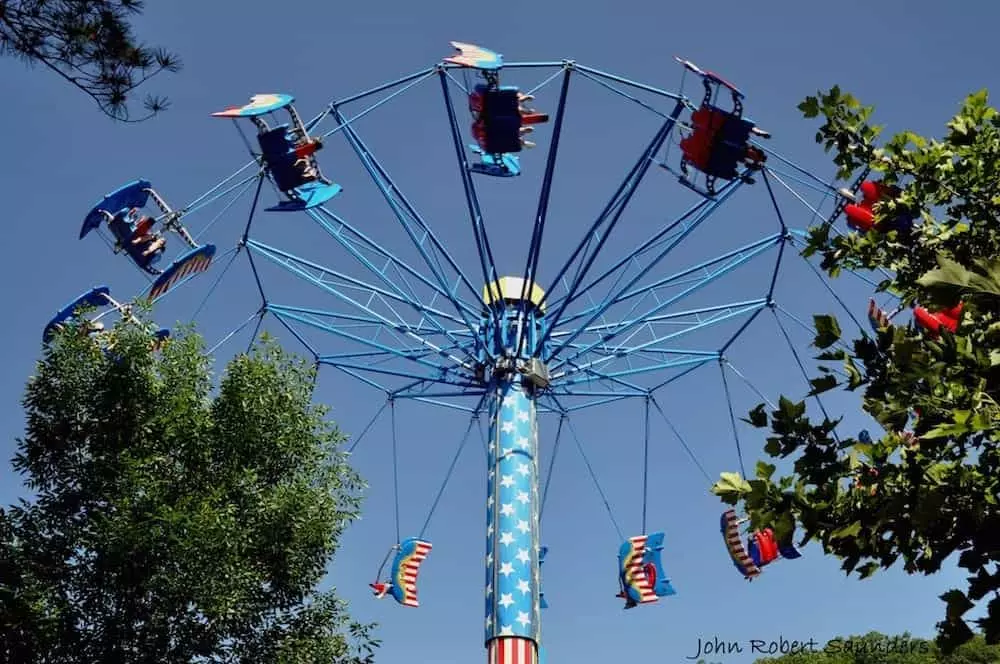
[484,384,541,644]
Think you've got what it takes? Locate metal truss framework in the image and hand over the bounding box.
[159,57,861,421]
[109,51,902,664]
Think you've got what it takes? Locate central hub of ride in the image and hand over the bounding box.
[481,276,547,663]
[479,276,551,390]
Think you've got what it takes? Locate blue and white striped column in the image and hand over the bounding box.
[484,376,541,664]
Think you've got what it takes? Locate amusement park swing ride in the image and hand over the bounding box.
[41,41,953,663]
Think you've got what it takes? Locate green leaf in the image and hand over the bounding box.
[921,424,961,439]
[919,254,1000,298]
[813,314,842,349]
[925,463,950,485]
[923,411,971,439]
[808,374,838,396]
[798,95,820,118]
[970,410,991,432]
[755,461,777,480]
[711,472,752,504]
[917,255,973,288]
[843,358,864,390]
[744,403,768,428]
[778,396,806,420]
[857,562,880,579]
[830,521,862,540]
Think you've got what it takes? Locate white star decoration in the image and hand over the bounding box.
[483,387,547,641]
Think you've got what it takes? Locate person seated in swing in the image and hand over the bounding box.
[131,228,166,258]
[116,207,165,258]
[616,576,638,609]
[369,581,392,599]
[369,537,432,607]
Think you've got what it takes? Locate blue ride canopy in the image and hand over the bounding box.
[151,327,171,346]
[43,285,111,343]
[79,179,152,240]
[43,286,172,351]
[212,93,343,212]
[617,532,676,608]
[211,93,295,118]
[444,41,504,70]
[79,179,215,288]
[80,180,167,272]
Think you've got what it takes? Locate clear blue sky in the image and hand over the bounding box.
[1,2,995,663]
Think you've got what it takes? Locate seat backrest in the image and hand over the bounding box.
[257,124,293,157]
[485,88,520,116]
[107,209,135,238]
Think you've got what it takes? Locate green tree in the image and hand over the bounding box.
[712,87,1000,652]
[0,318,377,662]
[754,631,1000,663]
[0,0,180,120]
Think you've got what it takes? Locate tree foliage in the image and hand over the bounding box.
[752,631,1000,664]
[0,318,378,662]
[712,87,1000,652]
[0,0,180,120]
